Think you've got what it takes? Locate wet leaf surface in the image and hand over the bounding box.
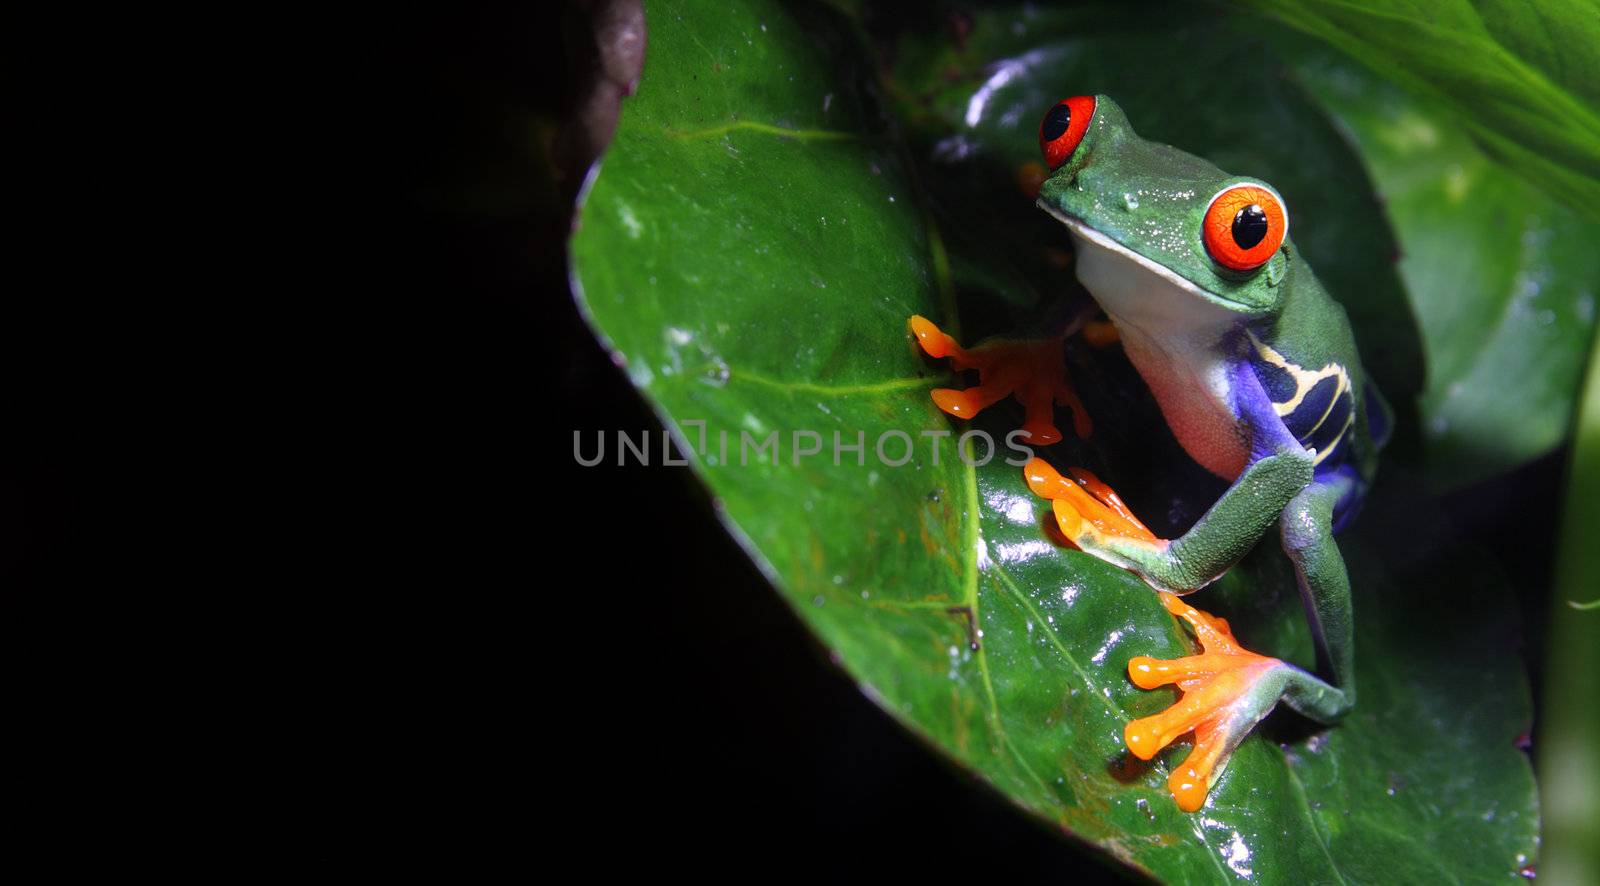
[570,2,1538,880]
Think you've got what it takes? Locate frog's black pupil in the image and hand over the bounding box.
[1232,204,1269,250]
[1042,104,1072,141]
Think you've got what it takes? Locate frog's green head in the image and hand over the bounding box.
[1036,95,1292,317]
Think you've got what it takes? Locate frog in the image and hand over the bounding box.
[908,95,1392,813]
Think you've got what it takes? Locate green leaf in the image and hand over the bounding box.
[1232,0,1600,222]
[1538,334,1600,883]
[570,1,1536,880]
[1278,45,1600,488]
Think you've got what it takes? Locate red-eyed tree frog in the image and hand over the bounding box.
[909,95,1393,813]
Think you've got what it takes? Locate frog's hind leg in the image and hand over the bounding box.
[1277,472,1359,721]
[1124,475,1356,812]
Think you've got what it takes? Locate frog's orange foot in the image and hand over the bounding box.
[1126,592,1289,812]
[1023,458,1164,553]
[908,315,1090,444]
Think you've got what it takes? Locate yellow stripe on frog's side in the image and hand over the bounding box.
[1247,330,1352,466]
[1311,412,1356,466]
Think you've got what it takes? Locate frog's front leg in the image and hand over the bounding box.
[1025,350,1321,592]
[1024,449,1313,592]
[908,315,1091,445]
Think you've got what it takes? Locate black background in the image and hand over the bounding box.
[388,2,1126,880]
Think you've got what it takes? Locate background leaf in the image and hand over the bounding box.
[1234,0,1600,222]
[570,1,1537,879]
[1277,41,1600,488]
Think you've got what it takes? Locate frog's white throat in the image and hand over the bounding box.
[1046,207,1251,480]
[1038,208,1234,327]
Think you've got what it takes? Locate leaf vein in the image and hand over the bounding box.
[666,121,857,142]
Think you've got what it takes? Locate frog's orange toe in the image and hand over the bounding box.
[909,315,964,361]
[1023,459,1161,546]
[1018,413,1064,446]
[1126,593,1288,813]
[931,387,986,418]
[1166,731,1231,813]
[1050,498,1085,543]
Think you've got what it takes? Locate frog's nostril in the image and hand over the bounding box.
[1122,192,1140,211]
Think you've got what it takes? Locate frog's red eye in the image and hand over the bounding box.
[1040,96,1095,169]
[1202,184,1288,271]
